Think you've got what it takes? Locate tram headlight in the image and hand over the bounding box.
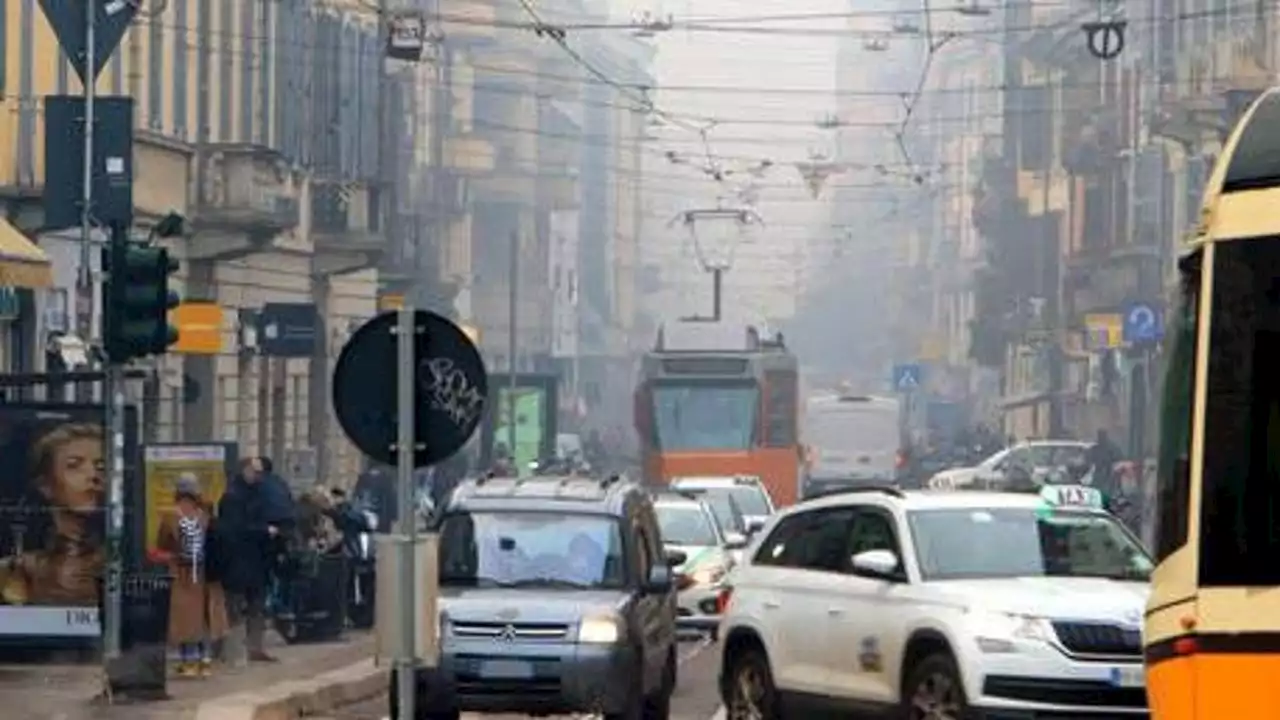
[969,610,1053,653]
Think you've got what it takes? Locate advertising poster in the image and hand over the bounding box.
[0,404,138,638]
[496,387,546,474]
[479,374,559,470]
[142,443,236,556]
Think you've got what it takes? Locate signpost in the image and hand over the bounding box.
[892,363,923,393]
[1122,303,1163,344]
[38,0,144,691]
[332,308,488,720]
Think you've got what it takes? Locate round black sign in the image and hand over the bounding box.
[331,311,488,468]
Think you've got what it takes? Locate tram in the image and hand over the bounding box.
[1144,86,1280,718]
[633,321,803,506]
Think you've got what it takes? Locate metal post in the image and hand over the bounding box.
[78,0,97,374]
[102,363,124,660]
[394,304,416,720]
[506,230,518,462]
[102,230,123,664]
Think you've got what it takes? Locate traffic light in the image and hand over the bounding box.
[102,228,180,364]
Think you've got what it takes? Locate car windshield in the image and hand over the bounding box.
[656,503,719,546]
[908,507,1153,581]
[438,511,625,589]
[725,485,771,515]
[692,491,745,533]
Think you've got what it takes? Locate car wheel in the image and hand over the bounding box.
[900,652,968,720]
[724,646,779,720]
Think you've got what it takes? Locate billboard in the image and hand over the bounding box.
[548,209,580,359]
[0,404,138,638]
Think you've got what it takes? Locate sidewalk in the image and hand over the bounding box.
[1,632,377,720]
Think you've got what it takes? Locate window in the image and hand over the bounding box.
[650,381,759,451]
[847,508,900,558]
[1198,239,1280,587]
[763,370,798,447]
[908,508,1151,581]
[437,511,626,589]
[752,508,854,572]
[654,503,719,546]
[1153,253,1199,562]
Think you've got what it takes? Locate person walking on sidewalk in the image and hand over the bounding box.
[218,457,294,663]
[154,474,228,678]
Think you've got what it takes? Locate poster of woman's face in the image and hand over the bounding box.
[0,407,110,637]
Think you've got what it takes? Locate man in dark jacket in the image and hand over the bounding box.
[1088,430,1123,496]
[217,457,295,662]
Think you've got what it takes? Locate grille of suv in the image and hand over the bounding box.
[450,621,571,640]
[1051,621,1142,658]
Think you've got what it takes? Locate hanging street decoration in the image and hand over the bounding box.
[1082,20,1126,60]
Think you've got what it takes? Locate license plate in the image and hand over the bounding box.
[1109,665,1144,688]
[478,659,533,679]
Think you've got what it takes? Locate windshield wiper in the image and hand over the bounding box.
[496,578,596,589]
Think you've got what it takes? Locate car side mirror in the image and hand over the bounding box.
[850,549,903,581]
[723,531,748,550]
[664,549,688,567]
[745,518,766,535]
[645,564,674,594]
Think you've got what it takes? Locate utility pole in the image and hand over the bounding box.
[507,230,518,460]
[378,0,400,277]
[77,0,97,381]
[424,0,448,305]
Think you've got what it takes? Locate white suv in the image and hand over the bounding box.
[717,485,1152,719]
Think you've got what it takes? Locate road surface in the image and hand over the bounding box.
[328,636,722,720]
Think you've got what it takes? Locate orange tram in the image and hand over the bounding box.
[633,321,802,506]
[1144,86,1280,719]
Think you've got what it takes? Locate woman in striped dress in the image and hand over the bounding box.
[155,474,229,678]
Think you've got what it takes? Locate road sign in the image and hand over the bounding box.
[332,310,488,468]
[43,95,135,231]
[1122,303,1163,344]
[1085,313,1123,350]
[38,0,139,85]
[892,363,923,393]
[259,303,320,357]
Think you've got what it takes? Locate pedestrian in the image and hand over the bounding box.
[153,473,228,678]
[216,457,294,663]
[1088,429,1123,496]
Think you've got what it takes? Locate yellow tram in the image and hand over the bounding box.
[1145,86,1280,718]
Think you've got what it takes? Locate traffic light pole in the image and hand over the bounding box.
[102,223,127,663]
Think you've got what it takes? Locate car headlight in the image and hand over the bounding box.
[968,610,1053,653]
[578,614,623,644]
[689,564,728,587]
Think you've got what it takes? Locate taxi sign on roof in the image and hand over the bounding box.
[1039,484,1104,509]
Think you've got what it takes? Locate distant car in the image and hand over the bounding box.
[671,475,775,534]
[652,492,742,639]
[392,473,679,720]
[927,441,1092,490]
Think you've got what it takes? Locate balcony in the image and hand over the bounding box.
[195,144,302,239]
[311,179,386,276]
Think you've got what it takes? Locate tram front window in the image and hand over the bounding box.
[1200,239,1280,587]
[651,382,759,451]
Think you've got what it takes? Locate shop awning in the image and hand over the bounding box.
[0,219,52,289]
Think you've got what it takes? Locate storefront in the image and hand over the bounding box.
[0,219,53,376]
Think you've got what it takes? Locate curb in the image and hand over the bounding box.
[192,659,386,720]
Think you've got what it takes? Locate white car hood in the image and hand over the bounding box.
[932,577,1149,623]
[928,467,979,487]
[666,544,727,572]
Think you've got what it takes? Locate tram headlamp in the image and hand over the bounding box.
[969,610,1053,653]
